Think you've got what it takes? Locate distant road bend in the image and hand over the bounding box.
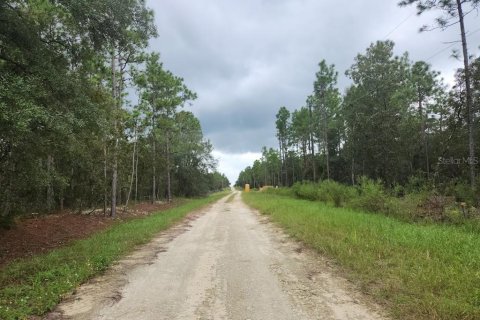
[51,192,385,320]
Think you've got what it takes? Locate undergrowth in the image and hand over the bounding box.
[273,178,480,226]
[244,191,480,320]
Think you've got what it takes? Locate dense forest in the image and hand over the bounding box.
[237,1,479,203]
[0,0,229,221]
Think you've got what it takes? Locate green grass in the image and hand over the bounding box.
[243,192,480,320]
[0,192,228,320]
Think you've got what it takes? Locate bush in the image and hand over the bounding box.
[318,180,357,207]
[350,177,387,213]
[444,204,465,223]
[292,181,357,207]
[404,175,429,194]
[382,194,423,221]
[391,183,405,197]
[292,182,319,201]
[281,177,479,226]
[452,183,477,206]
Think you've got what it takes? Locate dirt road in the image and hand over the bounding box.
[51,192,385,320]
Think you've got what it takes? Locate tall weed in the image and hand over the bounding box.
[292,182,318,201]
[349,177,387,213]
[318,180,356,207]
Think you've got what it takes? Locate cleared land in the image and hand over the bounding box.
[0,193,227,319]
[0,201,181,267]
[49,192,384,320]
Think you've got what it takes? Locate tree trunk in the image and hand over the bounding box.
[166,130,172,203]
[118,185,122,206]
[135,141,139,204]
[135,139,138,204]
[323,108,330,180]
[456,0,475,189]
[264,163,267,186]
[418,94,430,180]
[279,141,283,186]
[2,161,15,218]
[152,115,156,204]
[279,140,286,186]
[351,156,355,185]
[291,153,295,185]
[46,154,54,211]
[110,52,118,218]
[103,142,107,215]
[283,152,287,186]
[111,142,118,218]
[425,136,430,179]
[60,192,64,211]
[308,104,316,182]
[124,125,137,212]
[302,143,307,180]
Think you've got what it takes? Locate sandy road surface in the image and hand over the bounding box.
[49,192,386,320]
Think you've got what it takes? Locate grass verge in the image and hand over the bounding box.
[243,191,480,320]
[0,191,229,319]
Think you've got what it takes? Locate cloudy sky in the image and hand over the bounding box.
[146,0,480,184]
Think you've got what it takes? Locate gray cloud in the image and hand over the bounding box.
[147,0,480,156]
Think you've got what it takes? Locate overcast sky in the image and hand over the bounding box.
[146,0,480,184]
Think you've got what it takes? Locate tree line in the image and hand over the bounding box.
[0,0,229,221]
[237,0,479,200]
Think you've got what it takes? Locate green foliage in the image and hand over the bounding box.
[238,42,480,204]
[344,41,415,186]
[0,1,228,220]
[403,175,429,194]
[382,193,423,221]
[291,182,319,201]
[290,178,436,222]
[0,192,227,319]
[398,0,479,32]
[244,192,480,320]
[319,180,356,207]
[444,205,465,224]
[291,181,356,207]
[290,179,349,209]
[450,182,477,206]
[236,148,282,188]
[349,177,387,213]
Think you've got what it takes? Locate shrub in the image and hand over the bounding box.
[281,177,478,226]
[318,180,357,207]
[444,204,464,223]
[291,182,319,201]
[382,194,424,221]
[350,177,387,213]
[452,182,477,206]
[391,183,405,197]
[291,181,357,207]
[404,175,429,194]
[315,183,330,202]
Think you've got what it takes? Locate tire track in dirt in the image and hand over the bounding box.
[48,192,387,320]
